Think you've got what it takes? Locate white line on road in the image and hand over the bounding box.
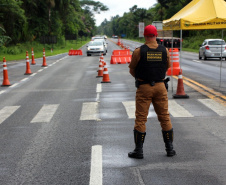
[168,100,194,117]
[21,78,29,82]
[31,104,59,123]
[198,99,226,116]
[193,60,202,63]
[96,84,102,93]
[0,106,20,124]
[122,101,135,119]
[89,145,102,185]
[9,83,19,88]
[0,90,6,95]
[80,102,100,121]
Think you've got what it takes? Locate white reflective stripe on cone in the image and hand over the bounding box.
[178,75,182,79]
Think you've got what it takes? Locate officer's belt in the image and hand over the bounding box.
[138,80,163,86]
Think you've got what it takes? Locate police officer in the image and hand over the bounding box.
[128,25,176,159]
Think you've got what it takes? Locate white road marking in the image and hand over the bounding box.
[122,101,135,118]
[96,93,100,102]
[193,60,202,63]
[96,84,102,93]
[168,100,194,117]
[0,106,20,124]
[31,104,59,123]
[9,83,19,88]
[21,78,28,82]
[0,90,6,95]
[80,102,100,121]
[198,99,226,116]
[89,145,102,185]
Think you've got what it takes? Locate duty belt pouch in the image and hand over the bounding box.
[135,79,139,88]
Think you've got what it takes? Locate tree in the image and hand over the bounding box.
[0,0,27,43]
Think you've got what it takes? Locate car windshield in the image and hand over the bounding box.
[88,42,102,46]
[208,40,225,45]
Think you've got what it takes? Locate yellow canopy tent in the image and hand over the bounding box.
[163,0,226,30]
[162,0,226,88]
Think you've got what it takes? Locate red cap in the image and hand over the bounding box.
[143,25,158,37]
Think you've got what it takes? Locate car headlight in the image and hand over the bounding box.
[87,47,90,51]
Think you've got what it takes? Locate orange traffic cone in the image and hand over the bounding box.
[101,65,111,83]
[173,71,189,98]
[42,48,47,67]
[96,62,103,78]
[2,57,11,86]
[31,48,36,65]
[24,51,32,75]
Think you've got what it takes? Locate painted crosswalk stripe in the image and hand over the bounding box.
[0,106,20,124]
[80,102,100,121]
[31,104,59,123]
[198,99,226,116]
[122,101,135,118]
[168,100,194,117]
[89,145,102,185]
[96,84,102,93]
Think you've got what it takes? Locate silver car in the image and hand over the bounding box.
[86,41,107,56]
[199,39,226,60]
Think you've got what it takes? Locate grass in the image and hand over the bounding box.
[0,38,90,62]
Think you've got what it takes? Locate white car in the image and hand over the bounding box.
[86,41,107,56]
[199,39,226,60]
[93,38,108,53]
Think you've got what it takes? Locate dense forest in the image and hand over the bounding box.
[1,0,226,51]
[0,0,108,46]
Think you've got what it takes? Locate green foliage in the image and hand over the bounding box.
[0,27,11,46]
[0,0,108,46]
[0,38,90,61]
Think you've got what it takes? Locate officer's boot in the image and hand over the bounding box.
[162,128,176,157]
[128,130,146,159]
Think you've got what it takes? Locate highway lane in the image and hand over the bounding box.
[0,40,226,184]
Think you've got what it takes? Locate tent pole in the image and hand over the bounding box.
[219,30,223,87]
[180,29,182,71]
[171,30,174,93]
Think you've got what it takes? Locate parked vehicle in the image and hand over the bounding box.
[86,41,107,56]
[199,39,226,60]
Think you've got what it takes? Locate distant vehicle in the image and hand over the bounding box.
[112,35,118,39]
[156,37,181,50]
[86,41,107,56]
[199,39,226,60]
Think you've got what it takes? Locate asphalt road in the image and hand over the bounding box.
[0,39,226,185]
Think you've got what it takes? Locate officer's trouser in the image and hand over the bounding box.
[135,82,172,133]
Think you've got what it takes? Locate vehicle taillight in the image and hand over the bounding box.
[205,46,209,50]
[160,39,163,42]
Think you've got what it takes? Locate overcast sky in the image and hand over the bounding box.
[94,0,157,26]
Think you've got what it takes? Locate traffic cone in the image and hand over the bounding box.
[31,48,36,65]
[2,57,11,86]
[173,71,189,99]
[42,48,47,67]
[101,65,111,83]
[24,51,32,75]
[96,62,103,78]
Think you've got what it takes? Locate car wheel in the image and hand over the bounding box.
[87,53,91,56]
[199,52,202,59]
[204,55,207,60]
